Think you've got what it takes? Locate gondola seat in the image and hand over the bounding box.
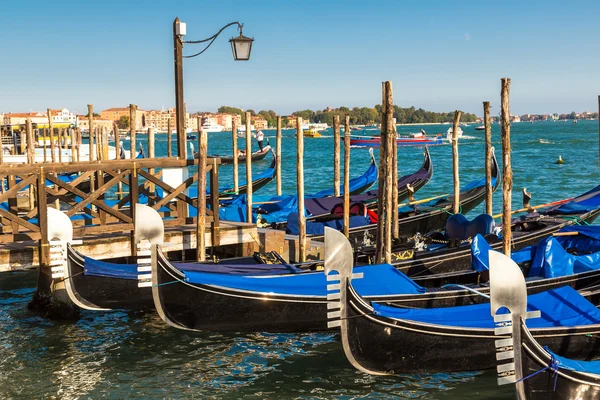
[445,214,495,241]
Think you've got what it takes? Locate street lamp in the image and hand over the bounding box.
[173,18,254,158]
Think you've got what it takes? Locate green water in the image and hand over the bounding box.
[1,120,599,398]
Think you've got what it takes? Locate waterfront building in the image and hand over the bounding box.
[100,107,147,130]
[251,116,268,130]
[76,116,115,132]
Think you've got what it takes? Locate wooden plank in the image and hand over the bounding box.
[210,158,220,246]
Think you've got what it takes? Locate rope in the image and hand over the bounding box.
[515,352,559,391]
[152,277,189,287]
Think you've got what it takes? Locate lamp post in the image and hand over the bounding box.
[172,18,254,159]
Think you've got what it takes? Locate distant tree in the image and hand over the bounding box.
[117,116,129,129]
[85,112,100,117]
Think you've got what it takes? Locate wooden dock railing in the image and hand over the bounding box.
[0,157,220,266]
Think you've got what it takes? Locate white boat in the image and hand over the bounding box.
[1,143,131,164]
[201,121,225,133]
[446,126,463,140]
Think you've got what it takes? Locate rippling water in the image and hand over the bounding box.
[1,120,598,398]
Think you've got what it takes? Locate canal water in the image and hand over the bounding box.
[1,120,598,398]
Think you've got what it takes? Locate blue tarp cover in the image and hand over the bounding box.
[218,160,377,223]
[184,263,426,296]
[286,212,371,235]
[547,349,600,374]
[83,257,305,280]
[372,286,600,328]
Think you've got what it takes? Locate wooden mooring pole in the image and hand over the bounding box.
[391,119,399,238]
[343,116,351,237]
[197,128,207,261]
[598,95,600,164]
[48,109,56,163]
[333,115,341,197]
[484,101,493,215]
[167,118,173,157]
[87,105,94,162]
[451,110,462,214]
[376,81,394,264]
[245,112,253,223]
[148,127,155,192]
[232,119,239,193]
[26,118,35,210]
[501,78,513,256]
[297,117,306,262]
[276,116,282,196]
[130,104,137,159]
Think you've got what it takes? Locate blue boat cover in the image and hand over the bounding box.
[471,235,536,273]
[545,184,600,215]
[547,349,600,374]
[286,212,371,235]
[184,263,426,296]
[372,286,600,329]
[83,257,305,280]
[218,160,378,223]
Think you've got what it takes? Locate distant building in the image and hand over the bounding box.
[100,107,147,130]
[76,116,115,132]
[251,116,268,130]
[3,109,76,128]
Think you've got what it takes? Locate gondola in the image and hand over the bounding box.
[205,144,272,165]
[366,183,600,280]
[493,250,600,399]
[50,204,600,333]
[283,148,498,238]
[218,147,423,224]
[326,227,600,374]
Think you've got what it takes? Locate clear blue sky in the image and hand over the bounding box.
[2,0,599,116]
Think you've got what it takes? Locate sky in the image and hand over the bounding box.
[1,0,599,117]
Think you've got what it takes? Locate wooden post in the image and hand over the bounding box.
[484,101,493,215]
[391,119,399,239]
[42,128,48,163]
[333,115,341,197]
[598,95,600,164]
[57,128,63,163]
[76,128,82,162]
[26,118,35,210]
[129,104,137,159]
[451,110,462,214]
[245,112,253,223]
[87,105,94,162]
[113,121,120,159]
[276,116,282,196]
[501,78,513,256]
[343,116,351,237]
[47,109,55,162]
[296,117,306,262]
[167,118,173,157]
[102,127,109,161]
[376,81,395,264]
[232,119,239,193]
[197,128,207,261]
[69,128,76,162]
[148,127,155,193]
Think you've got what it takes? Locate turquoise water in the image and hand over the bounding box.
[1,120,599,398]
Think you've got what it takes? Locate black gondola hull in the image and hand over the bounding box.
[154,252,329,332]
[344,285,600,373]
